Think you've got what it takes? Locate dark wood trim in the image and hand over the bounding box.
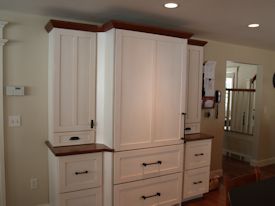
[45,141,114,156]
[45,19,99,33]
[45,19,193,39]
[99,20,193,39]
[184,133,214,142]
[188,39,208,46]
[226,89,256,92]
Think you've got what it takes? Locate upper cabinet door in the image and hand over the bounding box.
[114,30,156,151]
[114,30,187,151]
[153,37,187,145]
[51,29,96,133]
[186,45,203,124]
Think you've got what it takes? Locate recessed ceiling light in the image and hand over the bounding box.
[164,2,179,9]
[248,24,260,28]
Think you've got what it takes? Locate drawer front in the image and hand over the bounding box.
[184,123,200,134]
[114,173,182,206]
[51,131,95,147]
[183,167,210,199]
[59,188,102,206]
[114,145,183,184]
[59,153,102,193]
[185,139,211,170]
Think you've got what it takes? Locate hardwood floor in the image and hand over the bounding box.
[183,156,275,206]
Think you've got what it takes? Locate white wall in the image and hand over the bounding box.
[0,11,49,206]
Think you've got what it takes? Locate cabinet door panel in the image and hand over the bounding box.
[153,39,187,144]
[114,30,156,150]
[52,29,96,133]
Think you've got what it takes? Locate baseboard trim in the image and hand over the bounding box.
[250,157,275,167]
[223,149,251,162]
[210,169,223,178]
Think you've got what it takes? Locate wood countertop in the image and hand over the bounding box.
[184,133,214,142]
[45,141,114,156]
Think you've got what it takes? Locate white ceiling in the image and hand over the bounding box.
[1,0,274,50]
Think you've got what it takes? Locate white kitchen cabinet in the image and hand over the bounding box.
[114,173,183,206]
[48,28,96,146]
[97,29,187,151]
[114,144,183,184]
[185,45,203,134]
[49,152,103,206]
[59,188,102,206]
[183,138,212,201]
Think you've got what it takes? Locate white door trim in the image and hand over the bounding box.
[0,20,8,206]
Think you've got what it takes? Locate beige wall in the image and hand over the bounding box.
[200,39,275,170]
[1,9,275,206]
[1,11,49,206]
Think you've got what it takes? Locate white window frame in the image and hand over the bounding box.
[0,20,8,206]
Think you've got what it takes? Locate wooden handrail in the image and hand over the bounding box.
[226,88,256,92]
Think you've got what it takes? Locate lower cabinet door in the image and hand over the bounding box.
[114,173,182,206]
[59,188,102,206]
[183,167,210,199]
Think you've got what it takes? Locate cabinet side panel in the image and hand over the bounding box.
[96,30,115,148]
[186,45,203,124]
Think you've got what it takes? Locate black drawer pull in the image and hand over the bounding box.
[69,136,80,141]
[142,192,161,200]
[185,127,191,131]
[142,161,162,167]
[75,170,88,175]
[195,153,204,156]
[193,181,203,185]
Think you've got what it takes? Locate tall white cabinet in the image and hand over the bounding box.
[48,28,97,147]
[185,45,203,134]
[97,29,187,206]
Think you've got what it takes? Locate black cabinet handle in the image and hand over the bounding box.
[182,113,187,115]
[142,161,162,167]
[142,192,161,200]
[69,136,80,141]
[195,153,204,156]
[91,120,94,129]
[185,127,191,131]
[75,170,89,175]
[193,181,203,185]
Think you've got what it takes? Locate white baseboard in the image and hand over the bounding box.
[223,149,251,162]
[250,157,275,167]
[210,169,223,178]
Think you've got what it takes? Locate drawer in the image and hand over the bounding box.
[184,123,200,134]
[59,188,102,206]
[183,167,210,199]
[51,131,95,147]
[59,153,102,193]
[114,145,183,184]
[185,139,211,170]
[114,173,182,206]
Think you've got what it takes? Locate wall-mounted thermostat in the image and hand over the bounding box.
[6,86,25,96]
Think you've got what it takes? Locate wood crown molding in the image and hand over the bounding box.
[188,39,208,46]
[45,19,194,39]
[45,19,100,33]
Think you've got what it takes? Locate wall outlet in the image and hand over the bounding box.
[8,115,21,127]
[30,178,38,190]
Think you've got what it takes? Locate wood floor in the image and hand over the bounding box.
[183,156,275,206]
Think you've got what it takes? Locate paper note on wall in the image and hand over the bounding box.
[204,78,215,96]
[204,61,216,79]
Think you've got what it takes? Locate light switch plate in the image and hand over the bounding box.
[8,115,21,127]
[6,86,25,96]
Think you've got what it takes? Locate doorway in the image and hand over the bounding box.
[223,61,258,163]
